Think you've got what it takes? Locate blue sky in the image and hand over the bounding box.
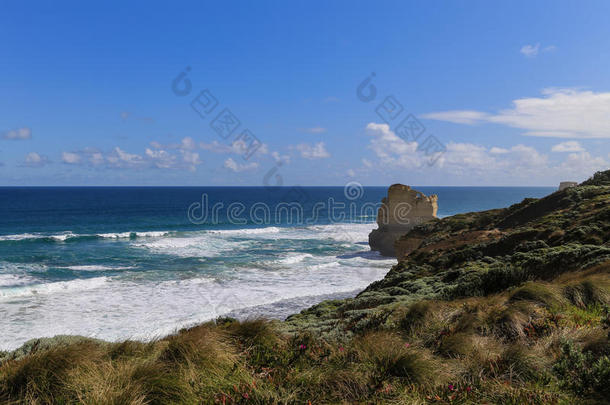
[1,0,609,186]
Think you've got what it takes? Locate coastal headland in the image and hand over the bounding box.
[2,170,610,403]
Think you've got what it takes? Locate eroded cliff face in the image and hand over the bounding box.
[368,184,438,257]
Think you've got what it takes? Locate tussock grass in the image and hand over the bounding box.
[564,279,609,308]
[509,282,565,309]
[2,270,608,403]
[399,301,434,334]
[355,332,439,386]
[0,341,105,403]
[438,332,477,357]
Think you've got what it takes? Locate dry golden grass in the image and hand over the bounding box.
[0,270,608,404]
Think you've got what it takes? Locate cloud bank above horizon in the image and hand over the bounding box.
[421,88,610,139]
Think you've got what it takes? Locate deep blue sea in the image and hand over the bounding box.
[0,186,554,349]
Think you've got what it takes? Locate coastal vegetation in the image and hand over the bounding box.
[2,170,610,404]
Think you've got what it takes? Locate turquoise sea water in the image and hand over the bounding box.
[0,186,554,349]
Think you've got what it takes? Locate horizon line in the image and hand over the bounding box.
[0,184,559,188]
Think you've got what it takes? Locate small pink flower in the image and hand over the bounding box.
[448,384,455,391]
[299,344,306,350]
[404,343,411,348]
[339,346,344,352]
[466,386,472,392]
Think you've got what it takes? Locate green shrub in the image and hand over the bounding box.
[553,340,610,397]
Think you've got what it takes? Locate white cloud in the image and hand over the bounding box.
[346,169,356,178]
[272,151,290,164]
[224,158,239,172]
[107,147,145,167]
[557,151,608,178]
[89,152,105,166]
[366,123,420,168]
[363,122,608,182]
[294,142,330,159]
[490,147,509,154]
[254,143,269,155]
[223,157,259,172]
[436,143,497,173]
[151,137,199,151]
[181,150,201,171]
[231,139,268,156]
[520,43,540,57]
[141,145,202,171]
[551,141,584,152]
[61,151,82,164]
[422,88,610,138]
[200,140,234,153]
[520,43,556,57]
[433,142,548,176]
[180,136,197,150]
[3,127,32,140]
[506,143,549,168]
[200,139,268,157]
[157,137,269,163]
[22,152,50,167]
[25,152,43,164]
[58,144,204,171]
[421,110,490,124]
[145,148,176,169]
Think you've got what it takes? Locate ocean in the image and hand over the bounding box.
[0,186,554,350]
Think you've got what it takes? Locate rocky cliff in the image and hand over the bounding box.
[368,184,438,256]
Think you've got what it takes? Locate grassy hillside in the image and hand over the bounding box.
[2,171,610,404]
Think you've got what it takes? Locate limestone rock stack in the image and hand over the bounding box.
[368,184,438,257]
[558,181,578,191]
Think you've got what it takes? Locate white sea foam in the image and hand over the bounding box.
[0,274,34,287]
[304,223,376,242]
[131,223,375,259]
[210,227,283,235]
[64,265,136,272]
[51,232,77,241]
[132,233,248,258]
[277,253,314,265]
[0,232,75,241]
[0,222,395,351]
[97,231,171,239]
[0,277,109,300]
[0,253,392,350]
[0,233,41,241]
[0,231,172,242]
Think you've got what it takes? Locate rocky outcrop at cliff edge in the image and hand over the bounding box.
[559,181,577,191]
[368,184,438,256]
